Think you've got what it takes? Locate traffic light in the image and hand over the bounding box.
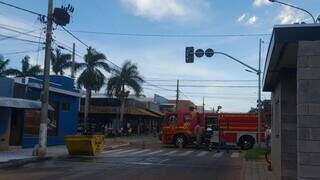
[185,46,194,63]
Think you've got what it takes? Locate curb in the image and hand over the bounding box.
[103,143,130,150]
[0,156,52,169]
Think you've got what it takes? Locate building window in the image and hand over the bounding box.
[62,102,70,112]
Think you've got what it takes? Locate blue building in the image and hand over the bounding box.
[0,75,80,149]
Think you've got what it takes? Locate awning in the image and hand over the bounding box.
[0,97,54,111]
[263,24,320,91]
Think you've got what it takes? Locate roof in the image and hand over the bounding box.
[263,24,320,91]
[0,97,54,110]
[80,106,162,118]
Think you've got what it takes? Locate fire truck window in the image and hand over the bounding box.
[184,114,192,123]
[167,115,177,125]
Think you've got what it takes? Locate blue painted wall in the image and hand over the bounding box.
[22,76,80,148]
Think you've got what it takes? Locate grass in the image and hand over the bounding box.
[244,147,267,161]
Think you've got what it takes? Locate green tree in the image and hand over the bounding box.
[0,56,12,77]
[5,56,42,77]
[107,60,144,130]
[76,47,110,131]
[51,49,72,75]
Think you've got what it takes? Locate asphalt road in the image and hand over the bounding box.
[0,147,245,180]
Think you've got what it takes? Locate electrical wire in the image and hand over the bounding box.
[0,33,44,44]
[60,26,89,48]
[144,84,258,88]
[62,29,271,38]
[0,25,42,40]
[2,49,44,55]
[0,0,44,17]
[145,79,257,82]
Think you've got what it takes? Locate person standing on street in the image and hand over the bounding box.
[194,120,202,149]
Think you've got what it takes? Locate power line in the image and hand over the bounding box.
[60,26,89,48]
[0,1,172,99]
[63,29,271,38]
[144,84,258,88]
[0,33,44,44]
[0,25,42,40]
[145,79,257,82]
[0,0,44,17]
[2,49,43,55]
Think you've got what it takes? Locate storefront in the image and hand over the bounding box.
[0,76,80,149]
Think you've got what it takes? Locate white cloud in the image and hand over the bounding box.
[277,6,306,24]
[253,0,271,7]
[237,14,246,22]
[248,16,258,24]
[120,0,208,21]
[237,14,258,25]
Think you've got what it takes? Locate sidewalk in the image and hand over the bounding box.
[0,137,133,168]
[242,160,275,180]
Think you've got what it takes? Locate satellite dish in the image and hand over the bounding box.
[195,49,204,58]
[205,48,214,58]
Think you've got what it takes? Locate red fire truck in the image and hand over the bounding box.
[160,111,267,149]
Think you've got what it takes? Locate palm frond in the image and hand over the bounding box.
[27,65,42,77]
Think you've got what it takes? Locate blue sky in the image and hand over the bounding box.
[0,0,319,112]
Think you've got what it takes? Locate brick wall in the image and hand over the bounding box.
[297,41,320,180]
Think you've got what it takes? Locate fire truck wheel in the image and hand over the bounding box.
[174,135,186,148]
[239,135,255,150]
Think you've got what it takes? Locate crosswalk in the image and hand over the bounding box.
[101,148,240,159]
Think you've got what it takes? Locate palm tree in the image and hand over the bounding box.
[51,49,72,75]
[107,60,144,131]
[0,56,12,77]
[76,47,110,132]
[5,56,42,77]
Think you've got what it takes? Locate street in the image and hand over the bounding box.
[0,146,244,180]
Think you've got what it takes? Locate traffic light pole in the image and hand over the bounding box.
[186,46,262,147]
[214,50,262,147]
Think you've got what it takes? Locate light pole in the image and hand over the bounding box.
[269,0,316,24]
[186,46,262,146]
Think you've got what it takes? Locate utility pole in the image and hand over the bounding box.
[257,38,262,147]
[202,96,205,120]
[176,80,179,112]
[71,43,75,79]
[35,0,53,157]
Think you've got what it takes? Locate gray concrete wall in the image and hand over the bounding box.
[271,82,282,180]
[271,71,297,180]
[280,71,297,180]
[297,41,320,180]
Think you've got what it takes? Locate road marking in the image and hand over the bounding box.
[162,150,178,156]
[178,150,194,156]
[129,149,152,155]
[101,149,123,154]
[145,150,164,156]
[213,152,224,158]
[231,152,240,158]
[196,151,209,157]
[113,149,138,155]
